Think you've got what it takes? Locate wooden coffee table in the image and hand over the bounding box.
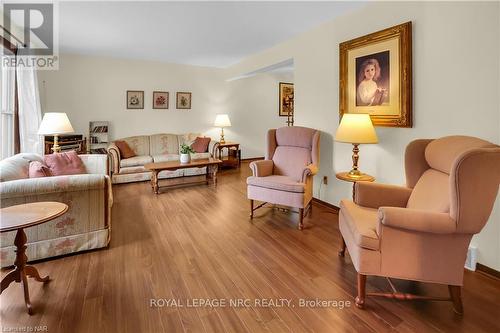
[145,158,222,194]
[0,201,68,314]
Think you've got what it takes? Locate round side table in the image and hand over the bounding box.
[0,202,68,315]
[336,172,375,200]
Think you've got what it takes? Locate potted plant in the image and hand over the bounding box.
[179,144,195,163]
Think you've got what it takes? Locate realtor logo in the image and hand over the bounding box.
[2,2,58,69]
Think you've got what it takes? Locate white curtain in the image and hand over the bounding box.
[0,55,16,159]
[16,62,43,155]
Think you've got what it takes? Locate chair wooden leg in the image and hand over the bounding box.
[298,208,304,230]
[448,285,463,315]
[338,236,346,257]
[355,273,366,309]
[249,200,254,219]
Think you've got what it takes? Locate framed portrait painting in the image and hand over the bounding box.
[176,92,192,109]
[279,82,294,117]
[339,22,412,127]
[126,90,144,109]
[153,91,169,109]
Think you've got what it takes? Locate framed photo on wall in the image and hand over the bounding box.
[339,22,412,127]
[176,92,192,109]
[279,82,294,117]
[126,90,144,109]
[153,91,169,109]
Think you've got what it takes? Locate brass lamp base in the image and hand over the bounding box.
[219,128,226,144]
[51,134,62,153]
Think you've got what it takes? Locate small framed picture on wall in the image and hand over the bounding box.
[176,92,192,109]
[153,91,169,109]
[126,90,144,109]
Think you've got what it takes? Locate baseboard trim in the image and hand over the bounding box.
[241,157,264,162]
[312,197,339,212]
[476,263,500,280]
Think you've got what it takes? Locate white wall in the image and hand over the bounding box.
[38,54,288,158]
[225,1,500,269]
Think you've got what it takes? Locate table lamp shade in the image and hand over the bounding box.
[214,114,231,128]
[38,113,74,135]
[335,114,378,144]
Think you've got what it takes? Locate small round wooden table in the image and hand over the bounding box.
[336,172,375,200]
[0,202,68,315]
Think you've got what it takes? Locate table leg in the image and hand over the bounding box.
[0,228,49,315]
[212,164,218,185]
[153,170,159,194]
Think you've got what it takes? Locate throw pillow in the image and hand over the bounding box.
[29,161,53,178]
[115,140,136,158]
[44,151,87,176]
[191,137,211,153]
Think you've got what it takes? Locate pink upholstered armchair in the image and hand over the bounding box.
[247,126,320,230]
[338,135,500,313]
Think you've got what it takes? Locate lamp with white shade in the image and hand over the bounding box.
[335,113,378,178]
[214,114,231,144]
[38,113,75,153]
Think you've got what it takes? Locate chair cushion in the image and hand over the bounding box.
[272,146,311,182]
[407,169,450,213]
[120,155,153,168]
[339,200,380,251]
[425,135,495,174]
[246,175,305,193]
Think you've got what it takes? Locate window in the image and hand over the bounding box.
[1,52,16,159]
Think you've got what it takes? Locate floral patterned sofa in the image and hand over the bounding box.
[0,153,112,267]
[107,133,215,184]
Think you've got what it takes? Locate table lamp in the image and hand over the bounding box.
[214,114,231,144]
[38,113,75,153]
[335,113,378,178]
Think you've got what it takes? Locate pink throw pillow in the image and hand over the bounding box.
[191,137,211,153]
[44,151,86,176]
[29,161,53,178]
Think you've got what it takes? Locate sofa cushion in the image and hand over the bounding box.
[122,136,150,156]
[339,200,380,251]
[192,152,211,160]
[0,153,44,182]
[178,133,201,151]
[150,134,179,155]
[152,154,180,163]
[29,161,53,178]
[247,175,305,193]
[44,151,87,176]
[120,155,153,168]
[191,137,211,153]
[115,140,136,159]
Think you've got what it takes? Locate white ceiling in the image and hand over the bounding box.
[59,1,365,68]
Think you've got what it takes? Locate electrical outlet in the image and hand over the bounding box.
[323,176,328,185]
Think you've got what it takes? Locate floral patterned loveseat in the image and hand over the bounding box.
[107,133,216,184]
[0,153,112,267]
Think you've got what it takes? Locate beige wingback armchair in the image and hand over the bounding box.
[247,126,320,230]
[338,135,500,314]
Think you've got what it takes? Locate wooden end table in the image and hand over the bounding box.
[214,142,241,168]
[1,201,68,315]
[336,172,375,200]
[145,158,222,194]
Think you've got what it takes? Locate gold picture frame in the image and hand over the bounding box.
[339,22,412,127]
[279,82,294,117]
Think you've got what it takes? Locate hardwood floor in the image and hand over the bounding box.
[1,162,499,332]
